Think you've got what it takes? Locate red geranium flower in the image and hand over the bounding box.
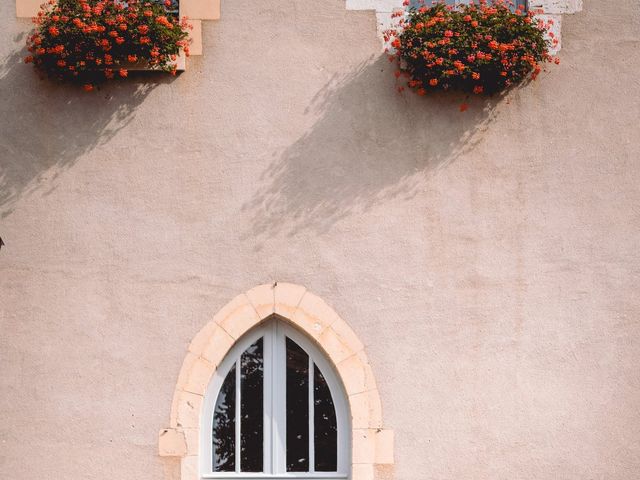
[385,1,554,97]
[26,0,192,89]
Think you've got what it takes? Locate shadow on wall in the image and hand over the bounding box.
[243,55,506,238]
[0,32,170,218]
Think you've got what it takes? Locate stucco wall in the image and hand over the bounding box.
[1,0,639,479]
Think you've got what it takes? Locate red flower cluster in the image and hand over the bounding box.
[384,0,558,96]
[25,0,192,90]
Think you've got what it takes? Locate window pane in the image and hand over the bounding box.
[286,337,309,472]
[213,364,236,472]
[241,339,264,472]
[314,365,338,471]
[409,0,527,11]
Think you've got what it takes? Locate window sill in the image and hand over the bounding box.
[201,475,348,480]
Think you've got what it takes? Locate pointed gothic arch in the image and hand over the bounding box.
[159,283,393,480]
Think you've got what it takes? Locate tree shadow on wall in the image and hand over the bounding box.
[0,33,172,218]
[243,55,506,239]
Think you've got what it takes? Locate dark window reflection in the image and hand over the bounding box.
[314,365,338,471]
[409,0,527,12]
[241,339,264,472]
[213,364,236,472]
[286,338,309,472]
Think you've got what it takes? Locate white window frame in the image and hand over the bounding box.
[199,318,351,480]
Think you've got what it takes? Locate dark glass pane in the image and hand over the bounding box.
[314,365,338,471]
[409,0,527,12]
[213,364,236,472]
[286,338,309,472]
[241,339,264,472]
[162,0,180,16]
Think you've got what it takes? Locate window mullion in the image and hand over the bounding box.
[235,357,241,474]
[309,358,315,474]
[263,326,273,475]
[272,320,285,474]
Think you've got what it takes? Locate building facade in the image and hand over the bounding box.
[1,0,639,479]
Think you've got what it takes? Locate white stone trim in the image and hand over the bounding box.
[346,0,583,53]
[159,283,394,480]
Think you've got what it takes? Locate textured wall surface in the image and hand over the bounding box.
[1,0,639,479]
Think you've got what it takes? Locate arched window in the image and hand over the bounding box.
[200,317,350,479]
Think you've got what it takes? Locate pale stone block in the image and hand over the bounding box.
[350,389,383,429]
[177,353,215,396]
[274,282,306,319]
[359,350,378,393]
[179,0,220,20]
[213,293,255,326]
[331,318,365,354]
[529,0,582,14]
[319,326,354,364]
[293,291,341,340]
[536,14,563,54]
[188,320,217,357]
[175,390,203,429]
[376,0,405,12]
[337,354,369,396]
[375,429,394,464]
[176,352,198,391]
[16,0,42,18]
[180,455,199,480]
[352,463,375,480]
[183,428,199,456]
[376,11,395,32]
[215,293,260,339]
[173,51,187,72]
[353,429,376,464]
[200,324,235,366]
[158,428,187,457]
[188,20,203,56]
[246,284,275,319]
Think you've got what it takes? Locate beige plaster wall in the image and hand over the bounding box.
[1,0,639,479]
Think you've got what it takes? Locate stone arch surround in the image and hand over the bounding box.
[158,283,394,480]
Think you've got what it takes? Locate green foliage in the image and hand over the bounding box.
[25,0,192,90]
[386,1,557,95]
